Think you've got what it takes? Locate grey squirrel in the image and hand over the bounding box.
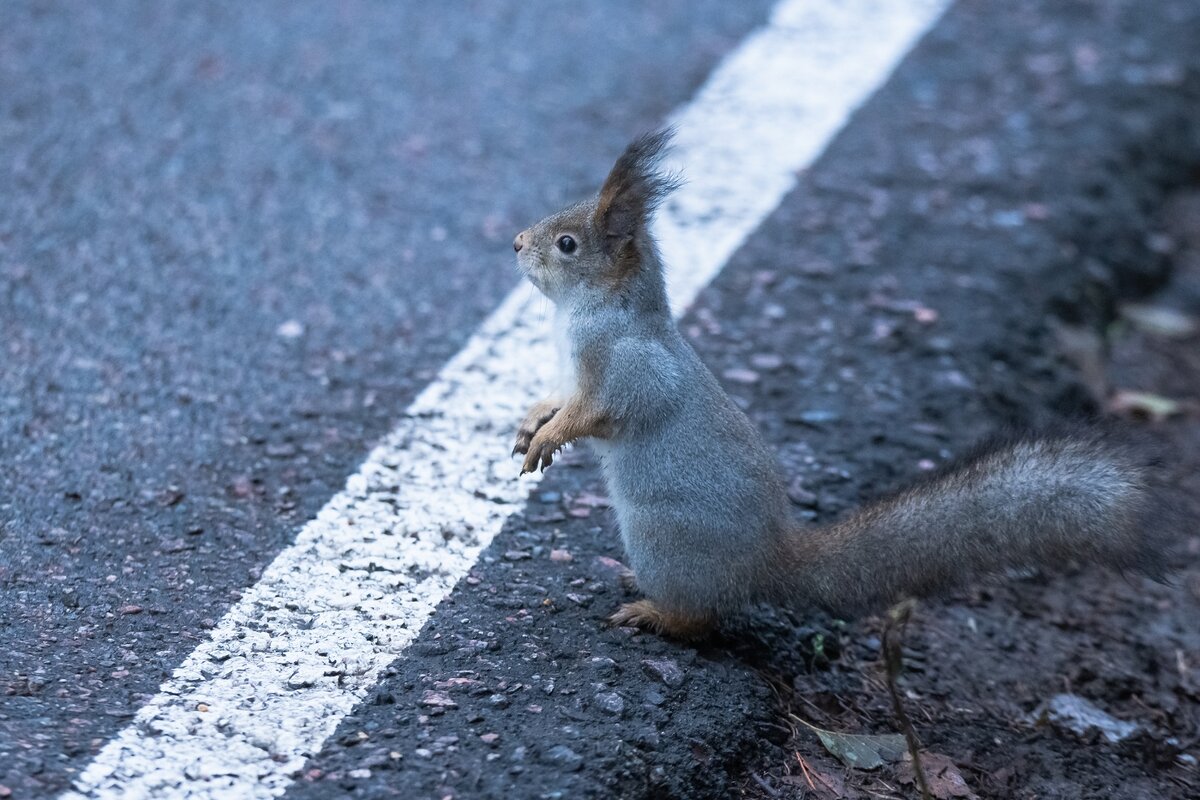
[511,129,1166,639]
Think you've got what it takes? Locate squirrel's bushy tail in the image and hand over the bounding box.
[776,431,1171,615]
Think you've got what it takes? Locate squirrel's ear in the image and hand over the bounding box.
[594,129,680,254]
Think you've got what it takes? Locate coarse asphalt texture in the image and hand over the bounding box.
[3,1,1200,799]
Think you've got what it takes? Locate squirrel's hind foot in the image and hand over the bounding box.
[609,600,714,641]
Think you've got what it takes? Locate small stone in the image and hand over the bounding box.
[348,769,371,779]
[1024,202,1050,220]
[594,691,625,715]
[488,693,510,709]
[635,728,661,749]
[641,658,685,688]
[913,305,938,324]
[588,656,618,676]
[277,319,304,339]
[414,748,432,759]
[266,442,296,458]
[750,353,784,370]
[1033,693,1139,743]
[480,733,500,745]
[196,703,209,713]
[722,367,760,384]
[571,491,610,509]
[565,593,592,607]
[420,690,458,709]
[287,668,323,689]
[542,744,584,772]
[791,409,840,426]
[549,548,573,562]
[118,605,143,615]
[504,550,531,561]
[593,556,629,578]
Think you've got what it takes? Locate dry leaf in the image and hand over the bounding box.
[896,752,978,799]
[1120,304,1198,338]
[1108,390,1182,421]
[798,719,907,770]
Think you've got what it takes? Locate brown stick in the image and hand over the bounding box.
[883,599,931,800]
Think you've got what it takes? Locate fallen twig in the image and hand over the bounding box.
[883,599,931,800]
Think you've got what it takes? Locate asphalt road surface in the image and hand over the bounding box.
[3,1,1199,799]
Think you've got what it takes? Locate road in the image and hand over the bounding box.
[2,1,1199,798]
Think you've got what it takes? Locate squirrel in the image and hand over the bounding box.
[511,129,1168,640]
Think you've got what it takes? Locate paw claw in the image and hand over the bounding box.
[513,402,560,459]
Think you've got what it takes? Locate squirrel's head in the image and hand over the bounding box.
[514,129,679,305]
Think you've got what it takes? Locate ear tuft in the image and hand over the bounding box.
[595,128,681,252]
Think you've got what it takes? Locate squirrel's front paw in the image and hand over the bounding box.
[520,434,559,474]
[512,402,560,456]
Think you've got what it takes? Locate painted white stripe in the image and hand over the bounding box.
[66,1,950,797]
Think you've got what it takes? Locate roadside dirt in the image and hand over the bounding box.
[745,191,1200,800]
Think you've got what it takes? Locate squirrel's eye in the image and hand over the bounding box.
[556,235,577,254]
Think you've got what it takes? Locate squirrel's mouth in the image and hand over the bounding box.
[515,253,543,287]
[516,255,557,299]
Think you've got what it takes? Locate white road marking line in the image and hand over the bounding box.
[65,1,950,797]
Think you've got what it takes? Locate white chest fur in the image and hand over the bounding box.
[553,306,577,396]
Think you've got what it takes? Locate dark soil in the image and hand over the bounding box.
[744,190,1200,800]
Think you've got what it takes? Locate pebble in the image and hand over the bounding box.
[1033,693,1139,743]
[287,668,323,689]
[594,691,625,715]
[542,744,584,772]
[588,656,618,676]
[480,733,500,745]
[549,548,573,562]
[722,367,760,384]
[276,319,304,339]
[420,690,458,709]
[641,658,685,688]
[635,728,661,749]
[750,353,784,370]
[791,409,840,426]
[347,769,371,779]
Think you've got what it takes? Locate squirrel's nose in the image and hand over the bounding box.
[513,232,526,253]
